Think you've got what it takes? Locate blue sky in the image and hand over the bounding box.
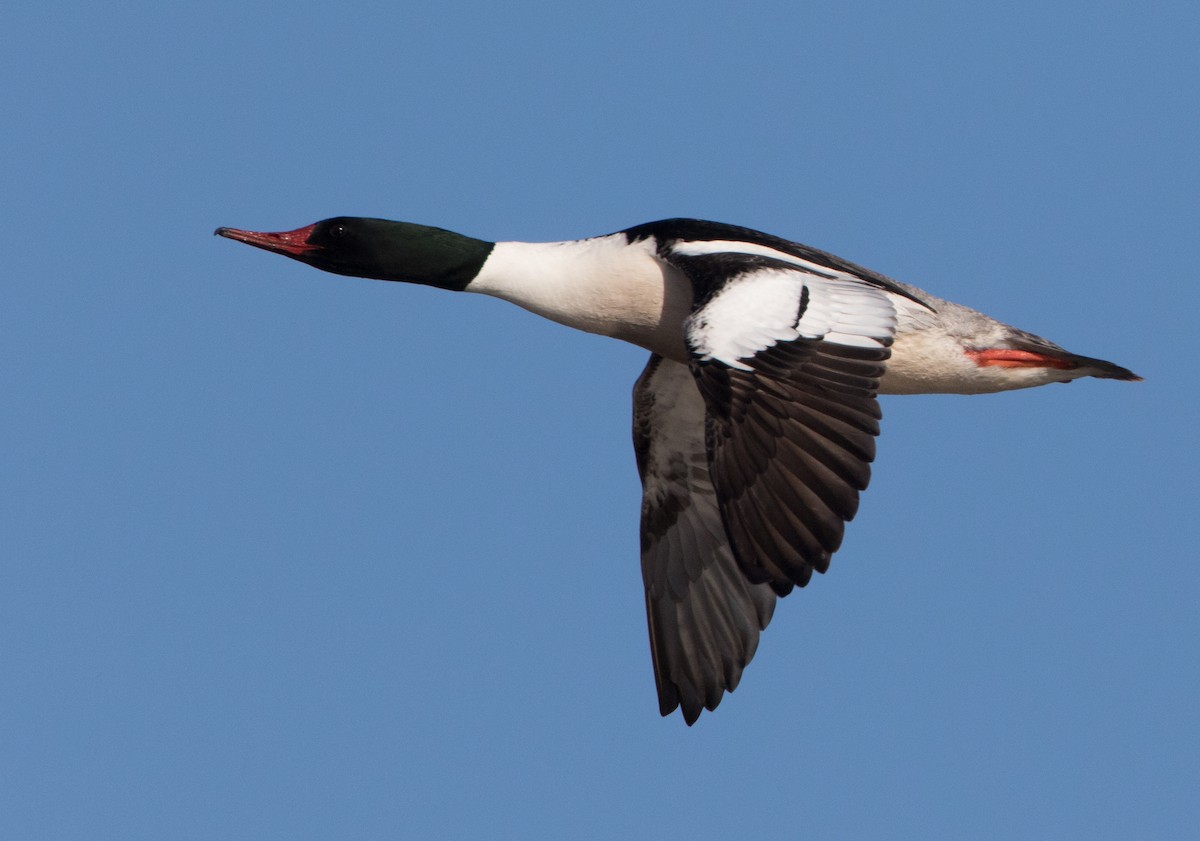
[3,1,1196,838]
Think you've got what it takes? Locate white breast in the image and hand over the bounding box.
[468,235,693,360]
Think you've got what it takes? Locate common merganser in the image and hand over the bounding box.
[216,216,1140,725]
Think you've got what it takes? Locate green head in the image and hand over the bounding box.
[216,217,494,291]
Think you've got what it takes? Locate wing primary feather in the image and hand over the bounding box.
[634,239,901,722]
[635,356,781,724]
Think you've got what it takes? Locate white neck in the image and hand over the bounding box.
[466,235,692,361]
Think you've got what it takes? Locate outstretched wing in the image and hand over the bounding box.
[671,242,898,591]
[634,355,778,725]
[633,237,903,723]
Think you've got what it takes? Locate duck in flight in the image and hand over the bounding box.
[216,216,1139,724]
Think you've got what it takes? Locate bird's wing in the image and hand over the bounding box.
[633,243,899,724]
[669,243,897,591]
[634,355,778,725]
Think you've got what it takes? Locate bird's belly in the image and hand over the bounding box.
[880,331,1007,395]
[879,332,1069,395]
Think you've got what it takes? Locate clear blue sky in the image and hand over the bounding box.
[3,1,1196,838]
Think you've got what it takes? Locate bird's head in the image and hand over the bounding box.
[215,217,493,291]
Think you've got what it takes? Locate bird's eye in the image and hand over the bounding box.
[329,224,347,239]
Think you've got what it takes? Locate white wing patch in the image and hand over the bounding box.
[686,265,897,370]
[798,275,897,349]
[687,269,807,370]
[672,239,838,278]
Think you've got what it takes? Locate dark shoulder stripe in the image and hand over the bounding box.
[621,218,928,308]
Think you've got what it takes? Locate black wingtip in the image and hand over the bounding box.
[664,695,703,726]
